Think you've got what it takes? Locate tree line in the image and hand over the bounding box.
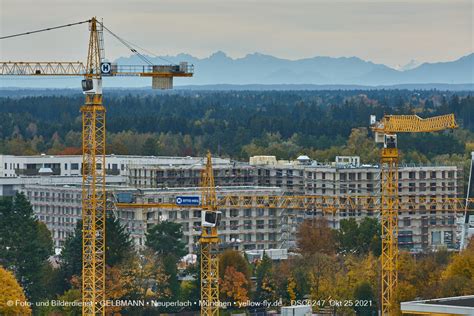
[0,90,472,163]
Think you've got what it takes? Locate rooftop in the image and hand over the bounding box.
[401,295,474,315]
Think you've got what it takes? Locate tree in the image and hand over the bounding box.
[254,253,274,302]
[220,266,249,304]
[440,237,474,296]
[0,193,53,303]
[0,266,32,315]
[337,218,381,256]
[296,218,336,257]
[146,221,187,259]
[59,215,133,292]
[353,281,376,316]
[146,221,187,307]
[219,249,251,283]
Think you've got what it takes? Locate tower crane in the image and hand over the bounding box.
[116,151,473,315]
[371,113,458,315]
[0,17,193,316]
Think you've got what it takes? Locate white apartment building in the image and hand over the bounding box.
[21,184,283,253]
[4,154,466,253]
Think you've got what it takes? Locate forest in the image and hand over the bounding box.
[0,89,472,164]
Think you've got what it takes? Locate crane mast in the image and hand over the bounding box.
[81,17,106,315]
[0,16,193,316]
[200,153,221,315]
[372,113,458,315]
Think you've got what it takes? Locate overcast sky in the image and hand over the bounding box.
[1,0,472,68]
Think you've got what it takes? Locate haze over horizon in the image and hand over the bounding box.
[1,0,472,68]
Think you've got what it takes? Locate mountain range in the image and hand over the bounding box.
[116,52,473,86]
[2,52,473,88]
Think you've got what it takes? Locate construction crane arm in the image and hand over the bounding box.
[1,61,193,77]
[372,114,458,134]
[116,195,474,212]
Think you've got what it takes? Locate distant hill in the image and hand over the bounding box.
[115,52,474,86]
[1,52,473,88]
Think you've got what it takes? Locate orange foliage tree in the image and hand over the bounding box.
[220,266,249,305]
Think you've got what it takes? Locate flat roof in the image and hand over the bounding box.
[401,295,474,315]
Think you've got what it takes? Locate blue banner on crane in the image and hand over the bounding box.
[176,196,201,206]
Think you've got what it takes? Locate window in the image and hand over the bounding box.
[256,209,264,217]
[419,171,426,179]
[243,234,252,242]
[409,183,415,192]
[256,220,264,229]
[64,163,68,170]
[420,183,426,192]
[269,209,276,217]
[430,171,437,179]
[181,211,189,219]
[269,233,277,241]
[430,217,437,225]
[244,220,252,230]
[403,217,411,227]
[71,163,79,170]
[430,182,436,192]
[409,172,416,179]
[230,209,239,217]
[244,209,252,217]
[256,233,264,241]
[431,231,441,245]
[268,219,277,229]
[230,220,238,230]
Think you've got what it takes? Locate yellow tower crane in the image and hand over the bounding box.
[371,114,458,315]
[1,17,193,315]
[200,152,222,316]
[116,150,473,315]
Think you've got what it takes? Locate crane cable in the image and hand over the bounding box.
[0,18,175,66]
[0,20,91,40]
[100,26,152,65]
[97,21,174,65]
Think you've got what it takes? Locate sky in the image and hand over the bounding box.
[0,0,473,68]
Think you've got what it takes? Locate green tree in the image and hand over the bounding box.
[353,281,376,316]
[145,221,187,258]
[146,221,187,309]
[255,253,273,302]
[336,218,381,256]
[0,193,53,303]
[59,215,133,292]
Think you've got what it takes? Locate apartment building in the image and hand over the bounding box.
[6,153,465,253]
[119,186,283,253]
[127,157,255,188]
[21,183,283,253]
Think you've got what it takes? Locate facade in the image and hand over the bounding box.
[127,157,255,188]
[2,154,465,253]
[21,184,282,253]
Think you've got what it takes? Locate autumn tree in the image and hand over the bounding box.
[440,237,474,296]
[0,266,32,315]
[219,249,251,284]
[296,218,336,257]
[220,266,249,305]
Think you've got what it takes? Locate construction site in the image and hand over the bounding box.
[1,9,474,316]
